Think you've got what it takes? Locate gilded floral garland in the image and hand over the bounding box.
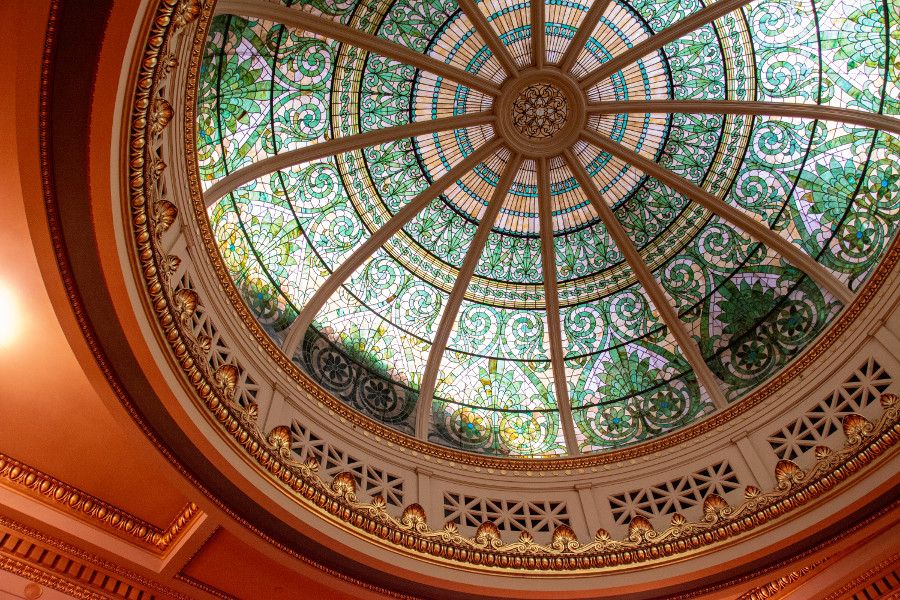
[126,0,900,574]
[176,386,900,571]
[0,515,192,600]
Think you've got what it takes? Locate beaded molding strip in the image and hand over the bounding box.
[126,0,900,573]
[0,453,199,553]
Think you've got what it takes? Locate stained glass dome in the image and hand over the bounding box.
[196,0,899,457]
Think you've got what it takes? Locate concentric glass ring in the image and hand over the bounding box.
[196,0,900,457]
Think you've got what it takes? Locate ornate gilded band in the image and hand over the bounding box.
[0,515,191,600]
[127,0,900,573]
[0,453,199,552]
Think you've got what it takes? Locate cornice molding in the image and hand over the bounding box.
[0,453,200,553]
[735,563,823,600]
[0,515,190,600]
[175,574,235,600]
[0,556,109,600]
[821,552,900,600]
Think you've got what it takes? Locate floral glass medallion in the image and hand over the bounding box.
[512,83,569,139]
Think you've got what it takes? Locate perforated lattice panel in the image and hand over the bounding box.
[174,271,260,408]
[767,358,893,461]
[290,420,404,507]
[608,461,741,524]
[442,492,571,533]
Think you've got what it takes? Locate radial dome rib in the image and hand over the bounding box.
[579,0,755,90]
[204,112,496,206]
[580,129,854,306]
[281,138,505,358]
[586,101,900,136]
[416,151,524,435]
[537,157,580,452]
[565,149,729,409]
[215,0,503,96]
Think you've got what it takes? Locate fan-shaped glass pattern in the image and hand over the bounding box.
[197,0,899,457]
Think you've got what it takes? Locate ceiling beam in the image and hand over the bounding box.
[531,0,546,68]
[537,157,581,453]
[215,0,503,96]
[203,112,496,207]
[457,0,520,77]
[564,149,729,409]
[580,128,854,305]
[280,137,505,359]
[557,0,615,73]
[415,152,523,437]
[579,0,753,90]
[586,100,900,136]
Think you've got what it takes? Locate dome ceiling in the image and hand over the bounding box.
[195,0,899,457]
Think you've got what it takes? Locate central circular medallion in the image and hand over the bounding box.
[496,69,586,158]
[512,83,569,139]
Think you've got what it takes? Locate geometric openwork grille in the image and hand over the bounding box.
[767,358,893,461]
[443,492,570,533]
[608,460,741,525]
[174,271,260,409]
[289,420,404,507]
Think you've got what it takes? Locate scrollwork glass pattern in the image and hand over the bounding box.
[200,0,898,456]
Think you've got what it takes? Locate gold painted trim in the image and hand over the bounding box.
[0,515,191,600]
[735,563,823,600]
[175,574,235,600]
[610,497,899,599]
[821,552,900,600]
[177,0,900,470]
[124,0,900,574]
[0,556,111,600]
[0,453,199,553]
[157,391,899,572]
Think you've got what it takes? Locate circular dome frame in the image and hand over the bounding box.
[185,0,900,466]
[110,0,900,591]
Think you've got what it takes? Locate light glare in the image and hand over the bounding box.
[0,282,20,347]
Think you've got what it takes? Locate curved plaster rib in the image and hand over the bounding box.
[557,0,615,73]
[215,0,503,96]
[203,112,495,207]
[579,0,754,90]
[564,149,730,410]
[415,152,523,437]
[586,101,900,136]
[537,157,581,453]
[457,0,520,77]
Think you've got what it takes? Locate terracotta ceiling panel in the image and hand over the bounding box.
[180,528,382,600]
[0,2,189,528]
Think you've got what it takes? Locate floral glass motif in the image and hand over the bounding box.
[200,0,899,457]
